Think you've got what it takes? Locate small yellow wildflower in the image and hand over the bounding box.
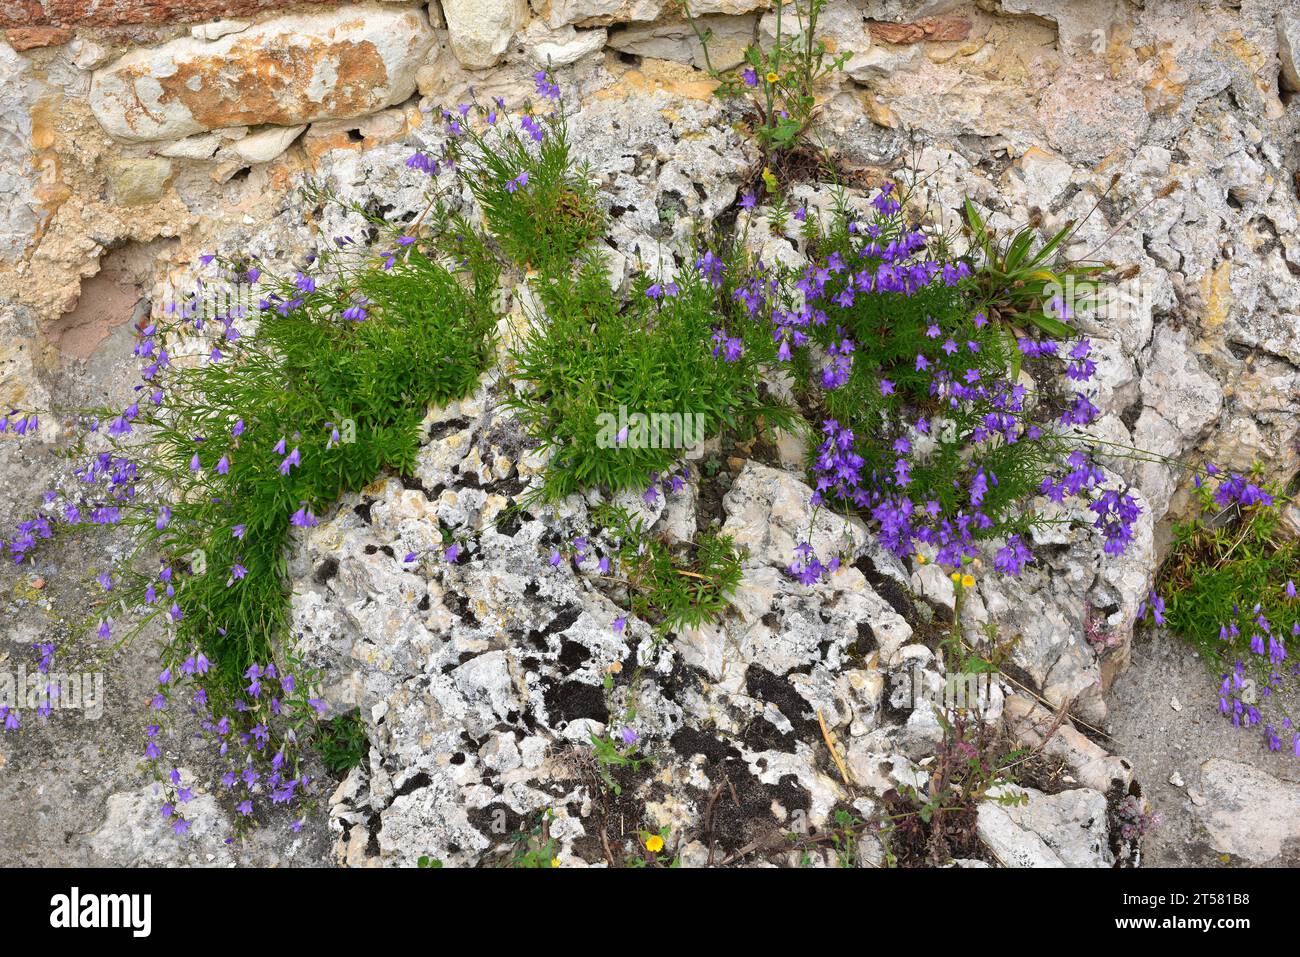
[961,574,976,589]
[645,834,665,853]
[950,571,961,582]
[766,71,779,83]
[551,857,561,868]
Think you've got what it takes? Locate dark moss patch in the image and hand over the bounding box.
[427,416,470,442]
[313,556,340,584]
[468,802,528,843]
[855,556,915,619]
[544,680,608,725]
[670,725,811,860]
[744,664,820,739]
[740,714,796,753]
[671,726,743,764]
[558,638,592,670]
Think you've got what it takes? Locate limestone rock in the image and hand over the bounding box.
[89,4,435,142]
[4,26,71,51]
[157,133,222,159]
[229,124,306,165]
[977,784,1113,867]
[537,0,762,26]
[0,41,40,263]
[1279,10,1300,92]
[1131,326,1224,517]
[1000,146,1073,209]
[190,19,251,42]
[523,23,608,67]
[689,0,768,12]
[533,0,662,29]
[443,0,527,70]
[1003,694,1133,794]
[3,0,339,29]
[106,157,173,206]
[1038,67,1149,165]
[607,14,758,70]
[997,0,1122,57]
[721,461,866,570]
[1195,759,1300,864]
[88,783,234,867]
[69,37,113,70]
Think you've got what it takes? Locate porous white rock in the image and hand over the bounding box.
[0,43,40,262]
[533,0,660,28]
[721,461,866,570]
[190,19,251,42]
[1194,759,1300,864]
[977,784,1113,867]
[1004,694,1133,794]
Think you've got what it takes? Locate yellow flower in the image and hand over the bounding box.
[645,834,665,853]
[551,857,561,868]
[950,571,961,582]
[766,71,779,84]
[961,574,975,589]
[915,554,928,565]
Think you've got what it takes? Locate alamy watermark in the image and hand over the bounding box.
[1044,275,1155,325]
[596,405,706,457]
[899,663,998,715]
[161,278,258,324]
[0,667,105,720]
[50,887,151,937]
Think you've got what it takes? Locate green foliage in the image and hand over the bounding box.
[827,808,864,868]
[593,502,745,634]
[514,256,791,500]
[960,198,1108,377]
[885,711,1025,866]
[447,106,604,275]
[101,242,497,704]
[788,187,1075,545]
[588,663,652,797]
[316,711,369,775]
[434,99,792,502]
[589,726,650,797]
[628,827,677,867]
[502,809,561,868]
[417,811,563,868]
[686,0,852,160]
[940,588,1019,678]
[1158,477,1299,671]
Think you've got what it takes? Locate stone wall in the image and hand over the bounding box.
[2,0,1299,868]
[2,0,1298,527]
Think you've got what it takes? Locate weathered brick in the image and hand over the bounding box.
[4,24,71,48]
[2,0,338,29]
[867,15,971,45]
